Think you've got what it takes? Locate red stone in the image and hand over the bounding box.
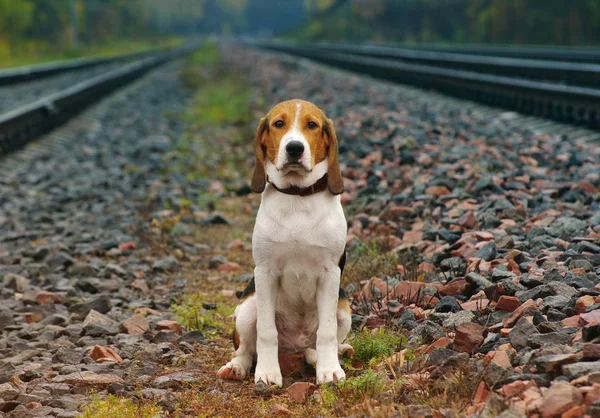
[495,296,521,312]
[218,262,241,272]
[121,314,149,335]
[35,291,62,305]
[403,231,423,243]
[391,281,435,304]
[538,382,582,418]
[425,186,451,197]
[473,381,491,404]
[156,320,182,335]
[583,344,600,360]
[90,345,123,364]
[502,299,537,328]
[439,278,467,296]
[453,322,485,353]
[458,211,477,229]
[285,382,317,403]
[483,350,511,368]
[580,309,600,326]
[576,295,596,314]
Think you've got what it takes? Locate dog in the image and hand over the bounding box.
[217,99,352,386]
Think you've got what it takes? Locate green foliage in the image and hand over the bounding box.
[171,294,235,336]
[350,328,407,365]
[289,0,600,46]
[80,394,162,418]
[320,370,389,406]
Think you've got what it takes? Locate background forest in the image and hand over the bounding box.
[1,0,600,66]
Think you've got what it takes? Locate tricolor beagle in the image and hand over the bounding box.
[217,99,352,386]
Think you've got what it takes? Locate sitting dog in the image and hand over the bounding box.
[217,99,352,386]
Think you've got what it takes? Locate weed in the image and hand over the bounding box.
[395,363,479,412]
[350,328,407,366]
[343,239,399,286]
[321,370,390,408]
[171,294,235,337]
[80,394,162,418]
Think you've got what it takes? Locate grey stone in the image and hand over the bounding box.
[152,256,179,272]
[208,255,227,269]
[409,320,445,345]
[508,317,538,350]
[562,361,600,379]
[547,217,588,239]
[435,296,462,313]
[427,348,457,366]
[439,257,466,274]
[47,252,75,270]
[151,373,199,389]
[475,241,497,261]
[466,272,493,289]
[528,332,571,348]
[540,295,571,312]
[105,263,128,278]
[442,310,475,329]
[53,348,85,365]
[69,295,112,317]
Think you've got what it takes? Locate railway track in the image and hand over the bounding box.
[0,42,200,156]
[248,41,600,130]
[396,43,600,64]
[0,47,176,86]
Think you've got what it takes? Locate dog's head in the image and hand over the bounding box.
[250,99,344,195]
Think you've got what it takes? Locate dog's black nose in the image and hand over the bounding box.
[285,141,304,159]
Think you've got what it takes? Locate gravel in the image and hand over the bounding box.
[0,41,598,416]
[0,59,195,416]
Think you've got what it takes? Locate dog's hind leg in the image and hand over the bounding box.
[337,297,354,358]
[217,295,257,381]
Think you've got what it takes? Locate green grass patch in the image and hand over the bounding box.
[80,394,162,418]
[171,294,236,337]
[350,328,407,366]
[185,74,253,126]
[321,370,389,407]
[169,41,259,192]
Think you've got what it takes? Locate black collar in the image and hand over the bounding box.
[268,174,329,197]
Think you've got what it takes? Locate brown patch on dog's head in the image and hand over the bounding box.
[250,99,344,194]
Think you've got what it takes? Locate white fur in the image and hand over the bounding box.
[218,105,349,387]
[252,171,348,386]
[275,102,312,171]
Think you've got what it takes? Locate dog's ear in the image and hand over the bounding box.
[251,117,268,193]
[324,118,344,195]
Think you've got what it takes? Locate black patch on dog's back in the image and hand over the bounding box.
[236,277,255,299]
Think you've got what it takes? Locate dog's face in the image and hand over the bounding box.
[250,99,344,195]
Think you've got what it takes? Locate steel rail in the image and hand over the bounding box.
[0,42,200,156]
[250,41,600,129]
[396,44,600,64]
[309,42,600,88]
[0,47,174,86]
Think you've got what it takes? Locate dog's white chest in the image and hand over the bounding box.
[253,188,346,273]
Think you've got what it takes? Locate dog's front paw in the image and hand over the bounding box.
[254,365,282,387]
[316,363,346,384]
[217,362,247,381]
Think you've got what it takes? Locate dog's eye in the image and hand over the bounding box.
[307,121,318,130]
[274,120,285,128]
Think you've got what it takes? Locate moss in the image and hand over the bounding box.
[80,394,162,418]
[171,294,236,337]
[350,328,407,366]
[320,370,389,407]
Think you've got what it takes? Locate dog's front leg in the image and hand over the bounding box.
[254,265,282,386]
[316,265,346,384]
